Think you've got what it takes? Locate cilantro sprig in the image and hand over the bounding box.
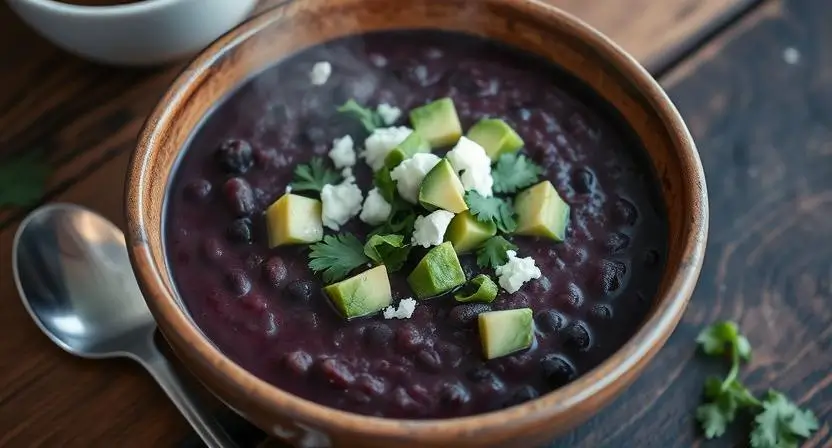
[492,153,543,194]
[337,99,384,133]
[695,321,819,447]
[308,234,370,283]
[464,191,516,233]
[475,236,517,269]
[0,152,51,208]
[290,157,340,194]
[363,234,411,272]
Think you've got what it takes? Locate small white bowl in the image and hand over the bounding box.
[6,0,259,66]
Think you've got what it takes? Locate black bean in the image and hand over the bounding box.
[362,323,394,347]
[184,179,212,202]
[503,385,540,408]
[226,217,253,243]
[223,177,256,217]
[225,270,251,297]
[215,139,254,174]
[263,257,288,289]
[535,310,566,334]
[448,303,491,327]
[317,358,355,389]
[286,280,314,302]
[564,321,592,351]
[599,259,627,295]
[572,168,596,194]
[416,348,442,373]
[613,196,639,226]
[540,354,577,390]
[283,350,313,375]
[201,237,225,262]
[395,324,424,354]
[439,382,471,407]
[355,374,386,397]
[605,232,631,254]
[590,304,614,321]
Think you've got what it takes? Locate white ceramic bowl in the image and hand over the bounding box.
[7,0,259,66]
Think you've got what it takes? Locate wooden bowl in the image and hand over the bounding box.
[126,0,708,446]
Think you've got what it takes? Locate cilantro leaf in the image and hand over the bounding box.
[697,402,731,439]
[337,99,384,133]
[491,153,543,194]
[464,191,517,233]
[373,167,397,203]
[750,391,819,448]
[363,234,411,272]
[694,321,818,446]
[0,153,51,208]
[308,234,370,283]
[290,157,341,194]
[696,321,752,361]
[475,236,517,269]
[370,206,417,240]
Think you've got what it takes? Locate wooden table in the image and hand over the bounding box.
[1,0,829,446]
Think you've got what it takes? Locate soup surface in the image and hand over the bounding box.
[165,30,668,419]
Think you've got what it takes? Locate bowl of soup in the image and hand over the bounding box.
[126,0,708,446]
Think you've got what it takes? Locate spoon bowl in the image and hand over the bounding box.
[12,203,233,448]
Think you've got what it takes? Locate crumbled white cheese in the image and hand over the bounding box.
[494,250,542,293]
[446,136,494,197]
[389,153,441,203]
[341,167,354,180]
[320,177,363,230]
[285,185,292,194]
[359,187,392,225]
[411,210,455,248]
[309,61,332,85]
[362,126,413,172]
[328,135,355,169]
[376,103,402,125]
[382,298,417,319]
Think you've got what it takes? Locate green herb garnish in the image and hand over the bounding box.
[373,167,397,203]
[464,191,517,233]
[695,321,819,447]
[363,234,411,272]
[492,153,543,194]
[308,233,370,283]
[0,153,51,208]
[337,99,384,133]
[290,157,340,194]
[475,235,517,269]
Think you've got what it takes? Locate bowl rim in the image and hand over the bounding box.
[127,0,708,440]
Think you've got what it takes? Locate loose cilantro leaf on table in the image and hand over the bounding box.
[491,153,543,194]
[337,99,384,133]
[363,234,411,272]
[308,233,370,283]
[694,321,819,447]
[0,153,51,208]
[290,157,340,194]
[475,235,517,269]
[464,191,516,233]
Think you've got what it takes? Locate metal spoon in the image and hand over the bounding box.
[12,203,233,448]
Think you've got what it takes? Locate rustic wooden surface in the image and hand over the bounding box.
[5,0,828,446]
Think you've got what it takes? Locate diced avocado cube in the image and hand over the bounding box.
[407,241,466,299]
[384,132,431,169]
[445,210,497,253]
[409,98,462,148]
[514,180,570,242]
[265,194,323,247]
[324,265,392,319]
[455,274,498,303]
[467,118,524,160]
[418,159,468,213]
[478,308,534,360]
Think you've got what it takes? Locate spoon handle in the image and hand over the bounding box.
[143,350,236,448]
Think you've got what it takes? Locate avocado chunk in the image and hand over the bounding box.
[455,274,498,303]
[418,159,468,213]
[324,265,392,319]
[467,118,524,160]
[265,193,323,247]
[445,210,497,253]
[478,308,534,359]
[407,241,466,299]
[384,132,431,169]
[514,180,570,242]
[409,98,462,148]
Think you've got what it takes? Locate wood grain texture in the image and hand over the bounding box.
[0,0,754,446]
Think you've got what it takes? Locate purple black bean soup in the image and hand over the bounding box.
[164,30,668,419]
